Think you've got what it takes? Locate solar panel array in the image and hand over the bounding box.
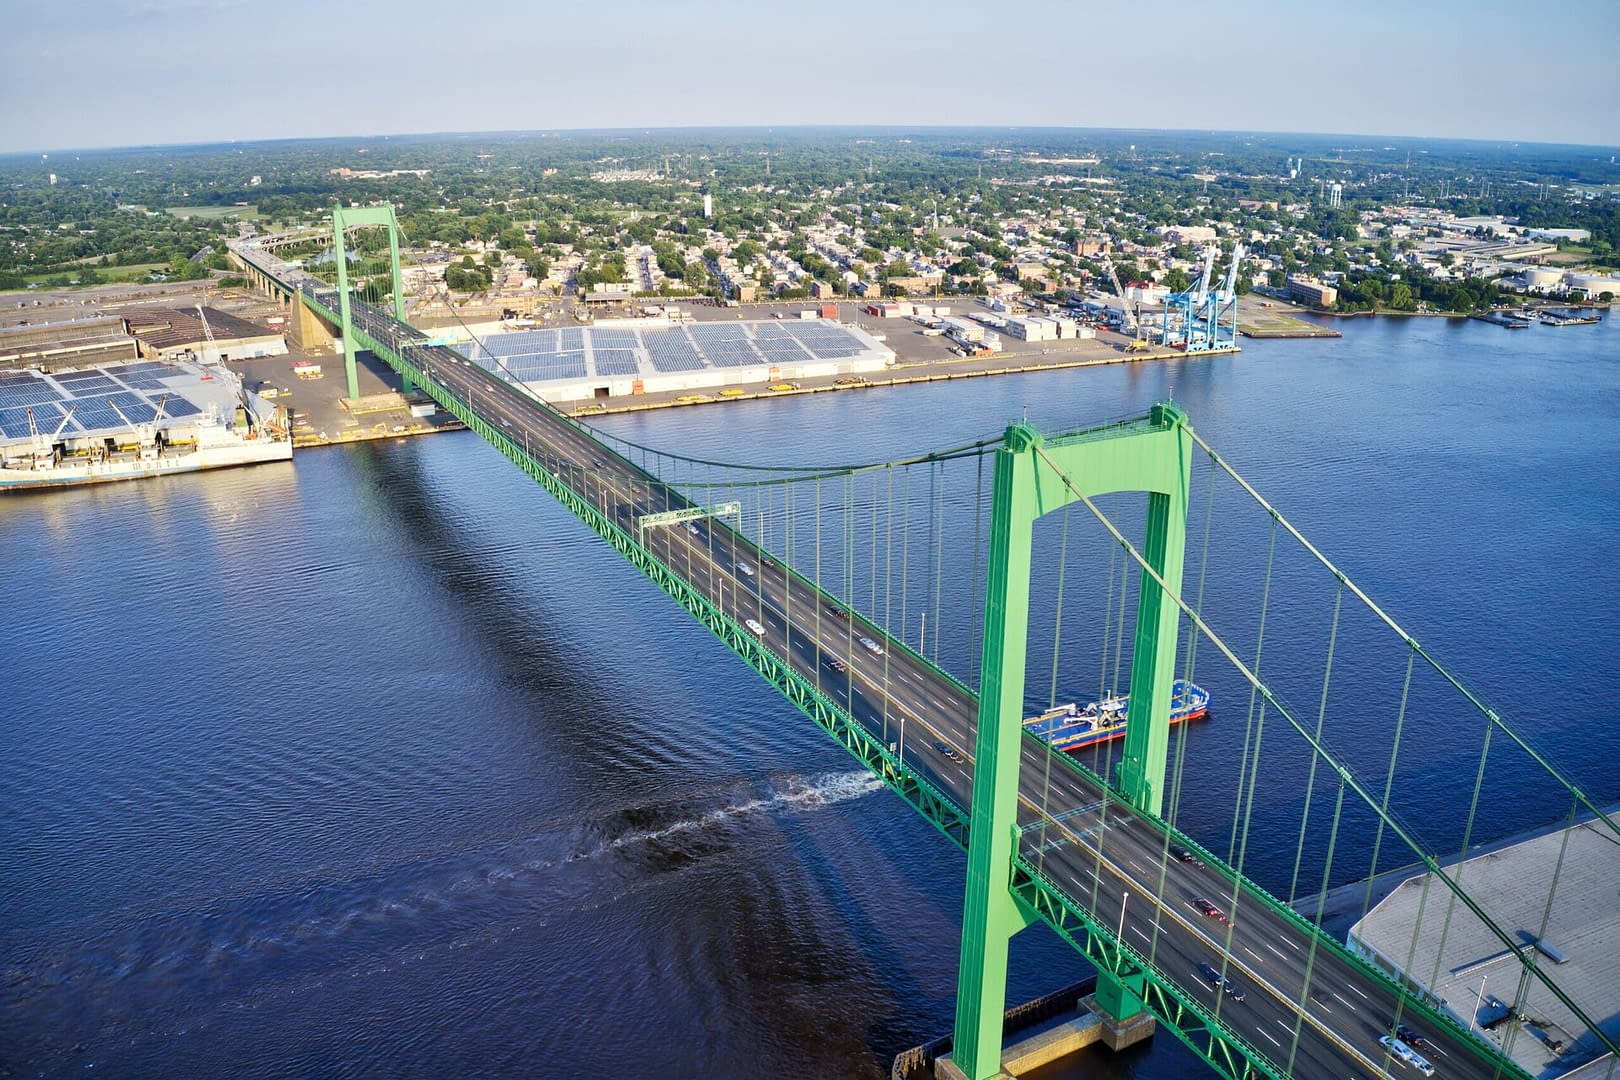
[689,323,763,368]
[752,323,815,364]
[450,320,879,385]
[590,329,638,350]
[0,404,61,440]
[0,364,205,441]
[593,349,641,376]
[782,322,867,359]
[643,329,704,373]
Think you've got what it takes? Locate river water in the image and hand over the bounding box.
[3,313,1617,1078]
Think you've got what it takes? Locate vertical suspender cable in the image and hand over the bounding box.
[1038,505,1072,875]
[1427,718,1496,993]
[1291,581,1344,905]
[1229,517,1278,863]
[900,466,911,647]
[1099,530,1118,703]
[1363,649,1417,919]
[814,475,822,701]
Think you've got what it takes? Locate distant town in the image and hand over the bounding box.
[3,129,1617,327]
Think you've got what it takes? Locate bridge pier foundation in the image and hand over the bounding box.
[932,995,1154,1080]
[1080,992,1157,1051]
[288,296,337,354]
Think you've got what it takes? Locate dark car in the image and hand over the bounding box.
[1395,1024,1428,1050]
[828,605,850,620]
[828,656,848,673]
[1170,843,1197,863]
[1196,962,1245,1003]
[1192,897,1228,923]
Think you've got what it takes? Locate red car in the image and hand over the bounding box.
[1192,897,1228,923]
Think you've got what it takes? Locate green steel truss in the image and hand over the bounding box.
[291,282,1528,1080]
[1010,858,1284,1080]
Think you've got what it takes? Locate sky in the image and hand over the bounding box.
[3,0,1617,154]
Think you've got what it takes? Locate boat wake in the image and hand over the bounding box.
[2,769,883,1025]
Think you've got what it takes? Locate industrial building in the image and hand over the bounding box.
[1348,811,1620,1079]
[1286,276,1339,308]
[0,317,141,371]
[457,318,892,402]
[125,306,287,363]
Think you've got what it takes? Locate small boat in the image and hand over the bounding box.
[1025,679,1209,753]
[1539,311,1601,326]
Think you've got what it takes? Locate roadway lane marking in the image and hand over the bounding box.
[1243,945,1266,964]
[1314,994,1334,1013]
[1258,1029,1282,1049]
[1036,815,1390,1078]
[1347,983,1369,1001]
[1332,991,1356,1012]
[1131,926,1150,945]
[1266,942,1289,960]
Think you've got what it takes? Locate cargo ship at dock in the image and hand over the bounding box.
[1024,679,1210,752]
[0,360,291,492]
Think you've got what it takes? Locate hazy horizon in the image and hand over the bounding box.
[4,122,1619,160]
[4,0,1617,155]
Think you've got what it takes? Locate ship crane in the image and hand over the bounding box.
[25,403,77,467]
[196,304,219,365]
[1099,251,1139,337]
[106,394,170,458]
[1219,242,1246,299]
[1190,245,1218,303]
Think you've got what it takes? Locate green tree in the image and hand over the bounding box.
[1162,268,1191,292]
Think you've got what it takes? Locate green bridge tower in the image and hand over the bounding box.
[331,204,406,401]
[954,403,1193,1080]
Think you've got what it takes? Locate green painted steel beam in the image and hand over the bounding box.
[953,408,1192,1080]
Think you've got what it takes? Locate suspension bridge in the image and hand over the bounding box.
[226,210,1617,1080]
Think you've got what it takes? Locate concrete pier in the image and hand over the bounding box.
[908,984,1156,1080]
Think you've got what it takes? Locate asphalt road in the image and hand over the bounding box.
[242,246,1504,1080]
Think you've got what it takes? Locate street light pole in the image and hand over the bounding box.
[1118,890,1130,945]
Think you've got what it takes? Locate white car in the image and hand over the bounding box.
[859,636,884,656]
[1378,1035,1434,1077]
[736,562,755,577]
[744,618,766,637]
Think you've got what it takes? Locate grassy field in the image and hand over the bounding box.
[0,262,171,293]
[165,205,259,221]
